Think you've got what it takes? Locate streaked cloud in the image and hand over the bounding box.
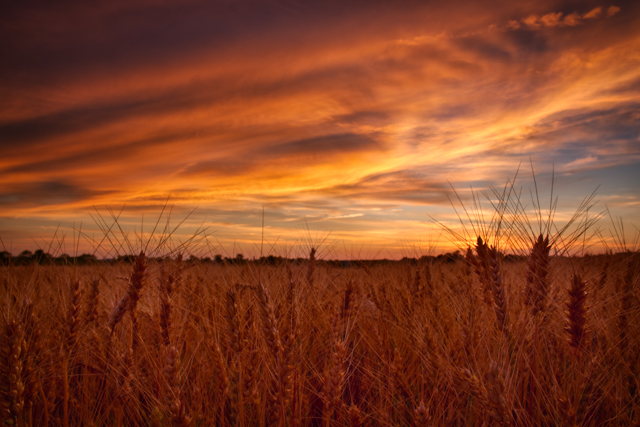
[510,5,617,29]
[1,0,639,257]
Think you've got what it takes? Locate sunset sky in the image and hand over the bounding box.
[1,0,639,259]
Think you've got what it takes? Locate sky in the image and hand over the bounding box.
[1,0,639,259]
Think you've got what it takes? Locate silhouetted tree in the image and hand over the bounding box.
[0,251,11,266]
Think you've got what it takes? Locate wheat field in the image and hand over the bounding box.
[1,240,639,426]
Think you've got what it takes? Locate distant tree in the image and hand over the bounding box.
[437,252,462,263]
[260,255,284,266]
[0,251,11,266]
[56,254,71,265]
[214,254,223,263]
[116,254,135,263]
[504,254,526,263]
[33,249,54,264]
[15,250,33,265]
[419,255,435,263]
[77,254,98,265]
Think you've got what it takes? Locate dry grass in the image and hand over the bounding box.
[0,247,639,426]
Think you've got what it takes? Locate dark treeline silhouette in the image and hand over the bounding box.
[0,249,99,266]
[0,248,468,267]
[2,248,624,267]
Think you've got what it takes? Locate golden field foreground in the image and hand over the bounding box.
[1,244,639,426]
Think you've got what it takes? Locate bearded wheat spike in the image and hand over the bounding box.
[525,234,551,315]
[108,294,128,336]
[224,287,242,355]
[255,282,282,355]
[565,274,588,352]
[159,267,175,348]
[413,400,431,427]
[454,366,487,405]
[475,237,494,306]
[307,247,316,288]
[485,363,511,426]
[165,346,192,427]
[488,246,509,335]
[348,404,363,427]
[0,318,25,426]
[323,340,346,424]
[126,252,147,349]
[20,300,41,411]
[243,345,261,404]
[85,278,100,327]
[67,279,82,351]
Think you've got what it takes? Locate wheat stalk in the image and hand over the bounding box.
[107,295,128,338]
[307,248,316,287]
[323,339,346,427]
[348,404,363,427]
[165,345,192,427]
[525,234,551,316]
[159,267,176,348]
[0,318,25,426]
[126,252,147,350]
[488,246,509,336]
[565,274,588,352]
[485,362,511,426]
[66,279,82,352]
[85,278,101,327]
[413,400,431,427]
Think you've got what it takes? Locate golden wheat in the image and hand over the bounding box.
[0,245,637,426]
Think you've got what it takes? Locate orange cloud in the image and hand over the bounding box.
[563,12,582,26]
[1,0,639,257]
[540,12,563,27]
[583,7,603,19]
[507,4,620,30]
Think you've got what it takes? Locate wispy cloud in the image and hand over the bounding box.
[508,5,619,29]
[1,0,639,256]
